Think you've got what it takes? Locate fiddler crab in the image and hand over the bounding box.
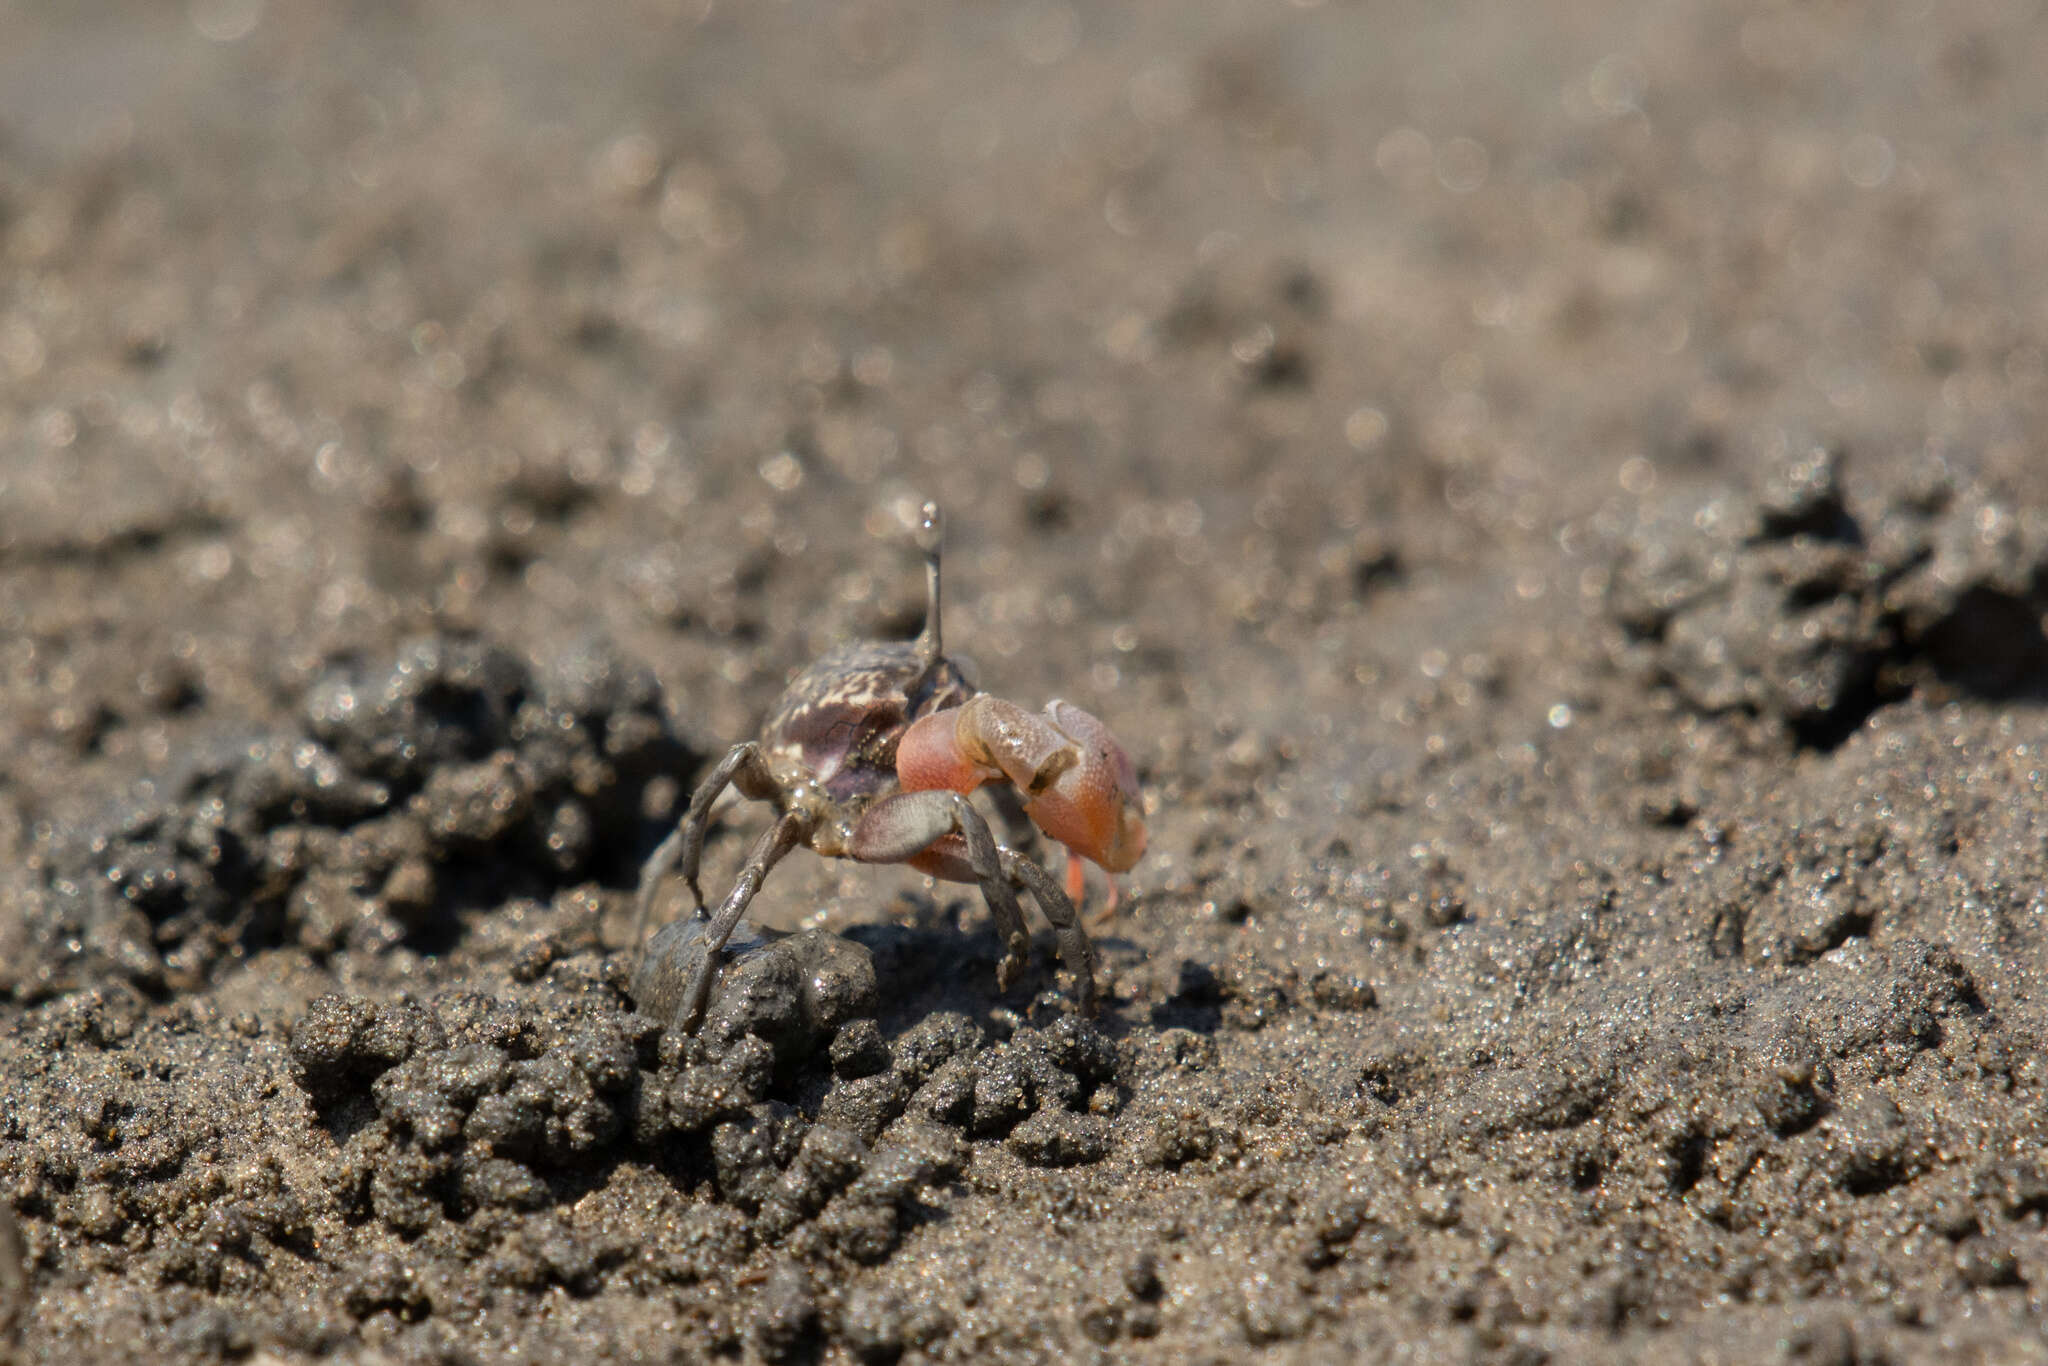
[632,503,1146,1033]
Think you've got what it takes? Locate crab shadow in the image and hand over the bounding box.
[840,890,1146,1037]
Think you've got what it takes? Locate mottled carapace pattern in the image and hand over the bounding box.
[761,641,975,802]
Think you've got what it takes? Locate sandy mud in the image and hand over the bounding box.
[5,2,2048,1362]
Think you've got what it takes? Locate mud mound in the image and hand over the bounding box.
[13,635,689,1000]
[1609,449,2048,747]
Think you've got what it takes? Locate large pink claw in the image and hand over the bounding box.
[1023,699,1146,875]
[898,695,1146,879]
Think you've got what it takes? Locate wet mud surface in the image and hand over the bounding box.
[6,2,2048,1362]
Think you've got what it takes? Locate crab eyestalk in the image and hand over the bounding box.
[913,500,944,672]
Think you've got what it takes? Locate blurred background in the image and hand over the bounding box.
[8,2,2042,756]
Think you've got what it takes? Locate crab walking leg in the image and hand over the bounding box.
[633,741,780,946]
[848,789,1033,992]
[671,809,812,1033]
[999,847,1101,1016]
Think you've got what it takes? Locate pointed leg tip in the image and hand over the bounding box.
[996,939,1030,992]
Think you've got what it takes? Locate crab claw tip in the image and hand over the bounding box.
[1028,701,1146,874]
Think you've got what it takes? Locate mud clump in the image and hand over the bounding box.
[284,987,981,1268]
[1608,449,2048,746]
[629,917,879,1071]
[283,987,1118,1263]
[293,994,654,1232]
[17,635,691,999]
